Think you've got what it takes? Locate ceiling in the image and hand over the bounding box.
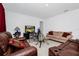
[3,3,79,19]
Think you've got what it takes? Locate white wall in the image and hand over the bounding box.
[5,11,42,37]
[44,9,79,39]
[5,8,79,39]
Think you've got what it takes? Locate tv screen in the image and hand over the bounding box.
[25,25,35,33]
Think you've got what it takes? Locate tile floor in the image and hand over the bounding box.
[28,40,61,56]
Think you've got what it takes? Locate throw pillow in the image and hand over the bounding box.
[62,32,70,38]
[9,39,26,48]
[48,31,53,35]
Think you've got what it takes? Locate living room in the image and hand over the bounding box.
[1,2,79,56]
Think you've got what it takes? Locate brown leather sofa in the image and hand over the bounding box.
[46,31,73,43]
[49,39,79,56]
[0,32,37,56]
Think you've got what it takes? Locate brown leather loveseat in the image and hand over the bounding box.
[49,39,79,56]
[0,32,37,56]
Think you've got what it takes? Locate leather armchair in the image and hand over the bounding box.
[0,32,37,56]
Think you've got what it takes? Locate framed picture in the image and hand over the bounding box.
[25,25,35,33]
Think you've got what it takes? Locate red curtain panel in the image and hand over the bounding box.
[0,3,6,32]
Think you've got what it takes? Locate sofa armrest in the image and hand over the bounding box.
[67,35,73,40]
[49,46,61,56]
[9,46,37,56]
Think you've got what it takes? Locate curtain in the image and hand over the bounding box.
[0,3,6,32]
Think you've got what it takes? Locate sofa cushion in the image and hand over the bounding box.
[48,31,53,35]
[53,31,63,36]
[3,47,12,56]
[9,39,27,48]
[62,32,71,38]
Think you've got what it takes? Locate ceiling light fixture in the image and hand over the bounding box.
[45,4,49,7]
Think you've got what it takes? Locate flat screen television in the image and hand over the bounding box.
[25,25,35,33]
